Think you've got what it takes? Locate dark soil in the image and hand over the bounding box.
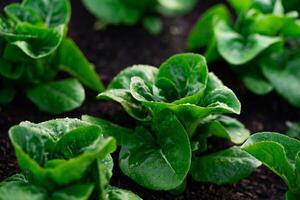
[1,0,299,199]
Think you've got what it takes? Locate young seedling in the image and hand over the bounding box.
[188,0,300,108]
[0,0,104,114]
[0,118,141,200]
[84,53,260,191]
[242,132,300,200]
[82,0,198,35]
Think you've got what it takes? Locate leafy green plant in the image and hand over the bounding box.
[187,0,300,108]
[0,0,104,114]
[242,132,300,200]
[0,118,141,200]
[83,53,260,191]
[82,0,198,35]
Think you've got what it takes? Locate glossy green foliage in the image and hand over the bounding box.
[188,0,300,108]
[0,118,141,200]
[98,53,240,136]
[82,0,198,34]
[83,111,257,191]
[0,0,104,114]
[242,132,300,199]
[85,54,257,190]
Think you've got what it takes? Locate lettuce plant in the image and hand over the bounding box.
[82,0,198,35]
[83,53,260,191]
[187,0,300,108]
[0,0,104,114]
[242,132,300,200]
[0,118,141,200]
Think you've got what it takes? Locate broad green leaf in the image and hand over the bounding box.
[119,110,191,190]
[0,176,95,200]
[0,23,65,59]
[201,116,250,144]
[107,186,142,200]
[82,0,141,25]
[26,79,85,114]
[9,119,116,189]
[243,11,295,36]
[0,181,47,200]
[144,102,215,137]
[3,44,30,62]
[157,0,198,16]
[81,115,135,146]
[200,73,241,114]
[98,89,151,121]
[156,53,208,103]
[190,147,260,184]
[95,156,113,200]
[187,4,231,50]
[130,77,165,102]
[51,184,95,200]
[241,71,274,95]
[0,58,24,79]
[261,51,300,108]
[232,63,274,95]
[4,3,43,24]
[22,0,71,26]
[242,132,300,191]
[214,20,282,65]
[108,65,158,90]
[59,38,104,92]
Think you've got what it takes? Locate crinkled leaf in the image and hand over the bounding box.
[0,181,46,200]
[22,0,71,26]
[26,78,85,114]
[0,176,95,200]
[107,186,142,200]
[130,77,164,102]
[190,147,260,184]
[98,89,151,121]
[108,65,158,90]
[4,3,43,24]
[9,119,116,189]
[0,22,65,59]
[200,73,241,114]
[59,38,104,92]
[214,20,282,65]
[119,110,191,190]
[156,53,208,103]
[187,4,231,50]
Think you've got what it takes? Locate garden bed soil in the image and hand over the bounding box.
[1,0,299,199]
